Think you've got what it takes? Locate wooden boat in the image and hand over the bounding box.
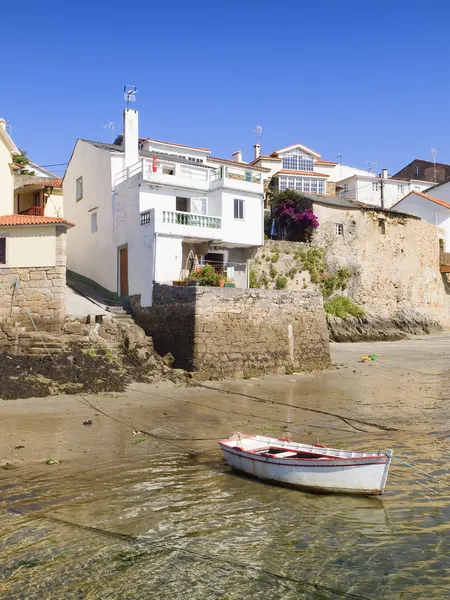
[218,433,393,495]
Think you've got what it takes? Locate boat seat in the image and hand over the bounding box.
[267,451,298,458]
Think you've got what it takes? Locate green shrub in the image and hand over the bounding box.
[270,253,280,263]
[275,276,288,290]
[320,267,352,298]
[287,268,298,280]
[324,296,365,318]
[249,269,259,288]
[189,264,219,286]
[269,264,278,278]
[298,247,327,283]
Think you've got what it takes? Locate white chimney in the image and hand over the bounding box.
[381,168,388,179]
[254,143,261,160]
[0,118,6,131]
[232,150,243,163]
[123,109,139,169]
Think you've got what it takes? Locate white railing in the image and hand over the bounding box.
[115,161,143,186]
[161,210,221,229]
[225,165,261,184]
[143,159,209,182]
[140,209,221,229]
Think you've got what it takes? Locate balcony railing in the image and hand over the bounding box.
[19,206,44,216]
[140,209,221,229]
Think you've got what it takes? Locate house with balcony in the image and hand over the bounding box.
[14,178,63,217]
[63,109,267,306]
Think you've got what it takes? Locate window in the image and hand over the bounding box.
[335,223,344,237]
[378,219,386,235]
[397,185,404,195]
[372,182,379,191]
[234,199,244,220]
[91,212,98,233]
[281,149,314,171]
[278,176,325,194]
[343,183,349,193]
[0,238,5,264]
[76,176,83,201]
[176,197,189,212]
[415,166,420,177]
[190,197,207,215]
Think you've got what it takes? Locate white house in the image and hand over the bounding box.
[337,169,434,209]
[64,109,267,305]
[392,190,450,249]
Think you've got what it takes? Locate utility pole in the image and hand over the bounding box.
[380,177,385,209]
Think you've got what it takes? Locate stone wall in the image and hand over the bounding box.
[0,226,68,329]
[131,284,331,378]
[251,206,450,338]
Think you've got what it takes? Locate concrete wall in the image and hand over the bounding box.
[131,284,330,378]
[0,134,14,215]
[0,225,57,267]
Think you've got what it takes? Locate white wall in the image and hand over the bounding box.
[0,225,56,267]
[425,181,450,203]
[0,139,13,215]
[45,192,64,217]
[64,140,124,293]
[340,178,433,208]
[325,164,376,182]
[219,190,263,246]
[154,235,183,284]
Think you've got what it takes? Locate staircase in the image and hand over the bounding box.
[105,300,135,324]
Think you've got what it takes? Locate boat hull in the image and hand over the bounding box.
[219,438,392,495]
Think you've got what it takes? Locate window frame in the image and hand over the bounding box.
[0,237,6,264]
[335,223,344,237]
[372,181,379,192]
[91,211,98,233]
[234,198,245,220]
[76,176,83,201]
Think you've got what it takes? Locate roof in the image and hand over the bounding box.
[270,142,321,159]
[290,192,419,217]
[0,215,74,227]
[17,178,62,190]
[250,155,282,164]
[391,190,450,211]
[316,159,338,165]
[207,156,271,172]
[79,139,124,153]
[273,170,329,178]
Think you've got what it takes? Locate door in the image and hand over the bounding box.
[119,246,129,297]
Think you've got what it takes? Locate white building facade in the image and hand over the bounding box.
[64,110,266,306]
[337,171,434,209]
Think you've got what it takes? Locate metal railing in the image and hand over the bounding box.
[19,206,44,216]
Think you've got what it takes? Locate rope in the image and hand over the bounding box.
[390,456,445,484]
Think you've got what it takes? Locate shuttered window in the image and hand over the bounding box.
[0,238,6,264]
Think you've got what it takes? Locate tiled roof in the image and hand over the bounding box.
[0,215,74,227]
[316,160,338,165]
[20,178,62,189]
[273,170,329,178]
[392,190,450,210]
[270,142,321,158]
[207,156,271,172]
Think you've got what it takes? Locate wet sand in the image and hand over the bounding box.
[2,333,450,474]
[2,334,450,599]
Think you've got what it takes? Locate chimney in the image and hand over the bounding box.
[232,150,243,163]
[123,109,139,168]
[0,118,6,131]
[253,143,261,160]
[381,168,388,179]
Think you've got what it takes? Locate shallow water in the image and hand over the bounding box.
[1,433,449,599]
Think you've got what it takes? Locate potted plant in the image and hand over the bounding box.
[188,264,219,287]
[224,278,235,288]
[218,274,226,288]
[172,278,187,286]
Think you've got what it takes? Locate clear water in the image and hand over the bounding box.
[1,434,449,599]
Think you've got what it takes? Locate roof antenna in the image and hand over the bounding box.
[431,149,437,182]
[337,153,343,179]
[103,121,115,142]
[124,85,137,109]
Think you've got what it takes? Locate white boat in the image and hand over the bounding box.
[218,433,393,495]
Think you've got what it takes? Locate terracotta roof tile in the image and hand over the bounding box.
[0,215,74,227]
[20,178,62,189]
[316,160,338,165]
[250,155,282,163]
[207,156,271,172]
[273,170,329,178]
[392,190,450,210]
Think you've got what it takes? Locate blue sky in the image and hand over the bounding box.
[3,0,450,176]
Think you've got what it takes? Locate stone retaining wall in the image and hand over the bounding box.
[131,284,331,378]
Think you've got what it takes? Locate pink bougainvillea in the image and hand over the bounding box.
[275,200,319,235]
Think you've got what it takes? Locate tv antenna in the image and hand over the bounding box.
[103,121,115,142]
[431,148,437,182]
[337,153,343,178]
[253,125,263,136]
[366,161,377,173]
[5,121,12,136]
[124,85,137,108]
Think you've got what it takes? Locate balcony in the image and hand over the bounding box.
[140,208,223,240]
[115,159,264,193]
[19,206,44,216]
